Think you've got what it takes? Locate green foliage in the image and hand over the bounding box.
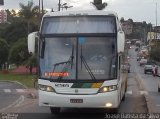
[0,23,10,37]
[24,54,37,74]
[0,38,9,68]
[0,2,39,68]
[5,9,20,23]
[19,2,39,33]
[25,55,37,67]
[8,38,30,66]
[19,2,39,20]
[0,18,38,45]
[149,48,160,62]
[92,0,107,10]
[2,19,28,45]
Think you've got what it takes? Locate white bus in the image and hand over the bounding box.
[28,10,127,114]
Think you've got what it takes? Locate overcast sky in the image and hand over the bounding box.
[1,0,160,25]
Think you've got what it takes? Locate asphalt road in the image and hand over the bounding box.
[0,81,25,112]
[129,47,160,113]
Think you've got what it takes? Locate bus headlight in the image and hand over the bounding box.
[98,85,118,93]
[39,84,55,92]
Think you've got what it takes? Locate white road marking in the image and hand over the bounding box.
[4,89,11,93]
[140,91,148,95]
[126,90,132,95]
[16,89,25,93]
[156,104,160,107]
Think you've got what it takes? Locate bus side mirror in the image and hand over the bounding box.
[28,32,38,54]
[117,30,125,53]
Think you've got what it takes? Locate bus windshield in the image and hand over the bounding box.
[41,16,116,34]
[39,37,117,81]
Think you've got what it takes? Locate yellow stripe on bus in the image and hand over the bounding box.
[91,83,103,88]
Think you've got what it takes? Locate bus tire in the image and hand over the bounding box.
[50,107,61,115]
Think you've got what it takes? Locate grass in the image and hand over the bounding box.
[0,73,37,88]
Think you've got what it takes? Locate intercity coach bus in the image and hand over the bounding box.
[28,10,127,114]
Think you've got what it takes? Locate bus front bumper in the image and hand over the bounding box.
[39,90,119,108]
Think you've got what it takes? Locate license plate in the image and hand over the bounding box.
[70,99,83,103]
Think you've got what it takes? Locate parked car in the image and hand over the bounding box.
[144,62,158,74]
[139,58,147,66]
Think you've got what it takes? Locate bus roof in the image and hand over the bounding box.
[43,10,118,18]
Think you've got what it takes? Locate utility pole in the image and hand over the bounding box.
[41,0,44,15]
[155,2,157,39]
[38,0,41,27]
[156,2,157,27]
[58,0,61,11]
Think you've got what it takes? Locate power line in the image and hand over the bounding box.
[63,0,80,4]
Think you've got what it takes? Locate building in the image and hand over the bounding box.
[154,26,160,33]
[147,32,160,50]
[0,10,7,23]
[121,19,133,35]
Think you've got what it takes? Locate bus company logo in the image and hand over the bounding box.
[55,83,70,87]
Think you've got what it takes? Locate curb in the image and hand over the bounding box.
[0,80,28,89]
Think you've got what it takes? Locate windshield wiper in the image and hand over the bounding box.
[52,45,74,80]
[80,45,96,80]
[52,60,71,72]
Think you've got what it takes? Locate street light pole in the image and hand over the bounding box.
[38,0,41,27]
[156,2,157,27]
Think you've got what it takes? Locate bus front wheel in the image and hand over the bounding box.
[50,107,61,115]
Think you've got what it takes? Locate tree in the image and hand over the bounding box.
[25,54,37,74]
[128,18,133,23]
[120,17,125,23]
[149,48,160,62]
[2,19,28,45]
[92,0,108,10]
[0,38,9,69]
[1,18,38,45]
[5,9,19,22]
[19,2,39,34]
[8,38,30,66]
[10,9,17,17]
